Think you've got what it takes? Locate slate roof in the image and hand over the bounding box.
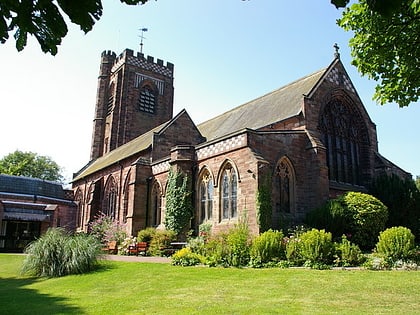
[73,122,167,181]
[0,174,65,199]
[197,67,326,141]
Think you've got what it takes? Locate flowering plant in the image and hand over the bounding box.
[88,212,127,245]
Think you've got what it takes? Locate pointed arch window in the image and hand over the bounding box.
[198,170,214,223]
[150,181,162,227]
[137,84,157,114]
[122,174,130,223]
[276,157,295,213]
[220,165,238,220]
[75,190,84,229]
[103,176,118,219]
[319,99,368,185]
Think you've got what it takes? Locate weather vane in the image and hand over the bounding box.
[139,28,148,54]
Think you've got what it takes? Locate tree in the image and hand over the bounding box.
[331,0,420,16]
[0,150,64,182]
[338,0,420,107]
[0,0,147,55]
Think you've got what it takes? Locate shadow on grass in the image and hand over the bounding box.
[0,277,84,315]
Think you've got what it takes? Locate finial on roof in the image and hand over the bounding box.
[333,43,340,59]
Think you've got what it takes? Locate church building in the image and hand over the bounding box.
[72,48,409,236]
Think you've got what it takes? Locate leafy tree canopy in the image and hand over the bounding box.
[338,0,420,107]
[0,150,64,182]
[0,0,148,55]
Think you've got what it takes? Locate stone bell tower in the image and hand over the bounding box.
[90,48,174,160]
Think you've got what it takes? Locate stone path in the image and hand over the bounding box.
[102,254,171,264]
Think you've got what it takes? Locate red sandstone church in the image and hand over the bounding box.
[72,48,409,236]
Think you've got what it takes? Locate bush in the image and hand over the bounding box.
[225,220,252,267]
[250,229,285,267]
[171,247,204,266]
[375,226,416,265]
[298,229,334,268]
[306,192,388,250]
[21,228,102,277]
[88,212,127,245]
[334,235,365,267]
[148,229,177,256]
[203,233,229,267]
[137,227,157,243]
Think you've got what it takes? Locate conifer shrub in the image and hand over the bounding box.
[375,226,416,265]
[298,228,334,268]
[21,228,102,277]
[250,229,285,267]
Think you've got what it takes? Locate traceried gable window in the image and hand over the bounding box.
[220,164,238,221]
[319,99,368,185]
[198,170,214,223]
[137,85,157,114]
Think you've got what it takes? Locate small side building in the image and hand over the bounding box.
[0,174,77,252]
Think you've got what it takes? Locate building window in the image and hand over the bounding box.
[75,189,84,229]
[137,85,157,114]
[150,181,162,227]
[103,176,118,219]
[275,157,295,213]
[198,170,214,223]
[220,165,237,221]
[319,99,368,185]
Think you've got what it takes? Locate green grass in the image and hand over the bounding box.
[1,254,419,315]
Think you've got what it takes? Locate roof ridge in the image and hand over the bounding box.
[198,67,327,128]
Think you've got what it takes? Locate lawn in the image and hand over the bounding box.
[1,254,419,315]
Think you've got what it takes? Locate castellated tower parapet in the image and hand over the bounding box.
[90,48,175,160]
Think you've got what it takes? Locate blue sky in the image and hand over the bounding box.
[1,0,419,182]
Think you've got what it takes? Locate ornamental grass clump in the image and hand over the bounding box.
[375,226,416,266]
[21,228,102,277]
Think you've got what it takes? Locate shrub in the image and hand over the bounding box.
[171,247,204,266]
[343,192,388,249]
[250,229,285,267]
[148,229,177,256]
[137,227,157,243]
[375,226,416,265]
[226,220,252,267]
[334,235,365,267]
[203,233,229,267]
[119,236,137,255]
[284,226,307,266]
[88,212,127,245]
[298,228,334,268]
[21,228,101,277]
[306,192,388,250]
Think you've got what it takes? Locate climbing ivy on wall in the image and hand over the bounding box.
[256,173,272,232]
[164,167,193,235]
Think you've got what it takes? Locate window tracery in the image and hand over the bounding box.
[319,99,368,185]
[275,157,295,213]
[220,165,237,221]
[198,170,214,223]
[103,176,118,219]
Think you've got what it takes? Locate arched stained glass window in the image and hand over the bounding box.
[319,99,368,185]
[220,164,238,221]
[103,176,118,219]
[199,170,214,223]
[275,157,295,213]
[150,181,162,227]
